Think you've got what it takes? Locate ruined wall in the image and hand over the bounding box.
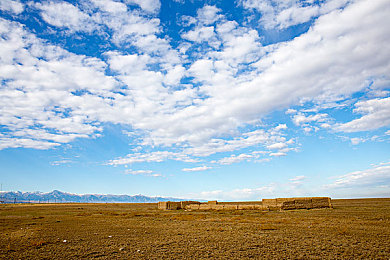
[262,197,332,210]
[158,201,200,210]
[184,203,266,211]
[158,197,332,211]
[157,201,181,210]
[180,201,200,209]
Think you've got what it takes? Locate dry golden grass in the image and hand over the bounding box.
[29,239,47,248]
[0,199,389,259]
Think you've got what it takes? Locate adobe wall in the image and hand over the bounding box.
[158,201,181,210]
[158,197,332,211]
[158,201,200,210]
[262,197,332,210]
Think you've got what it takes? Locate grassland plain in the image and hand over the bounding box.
[1,199,389,259]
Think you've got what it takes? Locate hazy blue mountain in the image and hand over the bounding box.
[0,190,182,203]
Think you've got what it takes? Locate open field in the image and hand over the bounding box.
[1,199,390,259]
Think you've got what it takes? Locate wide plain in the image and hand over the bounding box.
[1,198,389,259]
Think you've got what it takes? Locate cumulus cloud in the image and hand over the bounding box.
[240,0,350,29]
[292,113,329,126]
[0,18,116,149]
[35,1,96,33]
[336,97,390,132]
[196,5,222,25]
[125,0,161,13]
[266,142,287,150]
[91,0,127,14]
[33,1,166,55]
[181,26,215,43]
[183,126,290,157]
[1,0,389,170]
[0,0,24,14]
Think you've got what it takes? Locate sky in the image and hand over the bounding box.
[0,0,389,201]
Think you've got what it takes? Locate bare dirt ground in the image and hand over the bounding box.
[1,198,389,259]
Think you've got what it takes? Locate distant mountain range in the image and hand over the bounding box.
[0,190,182,203]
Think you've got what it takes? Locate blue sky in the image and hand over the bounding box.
[0,0,389,200]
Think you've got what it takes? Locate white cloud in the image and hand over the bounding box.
[163,65,186,86]
[124,169,161,177]
[170,0,389,155]
[240,0,350,29]
[326,163,390,189]
[269,152,286,157]
[108,151,198,165]
[0,18,116,149]
[350,137,364,145]
[336,97,390,132]
[183,127,289,157]
[118,0,389,157]
[33,1,166,56]
[1,0,389,167]
[51,159,73,166]
[91,0,127,14]
[289,175,306,186]
[215,153,254,165]
[285,108,297,114]
[182,166,212,172]
[290,175,305,181]
[276,5,319,29]
[274,124,287,131]
[0,137,60,150]
[181,26,215,43]
[214,28,262,66]
[125,0,161,13]
[189,162,390,200]
[266,142,287,150]
[35,1,96,33]
[0,0,24,14]
[196,5,222,25]
[292,113,328,126]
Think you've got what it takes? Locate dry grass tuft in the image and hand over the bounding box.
[30,239,47,248]
[171,214,207,221]
[259,224,278,230]
[337,226,349,235]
